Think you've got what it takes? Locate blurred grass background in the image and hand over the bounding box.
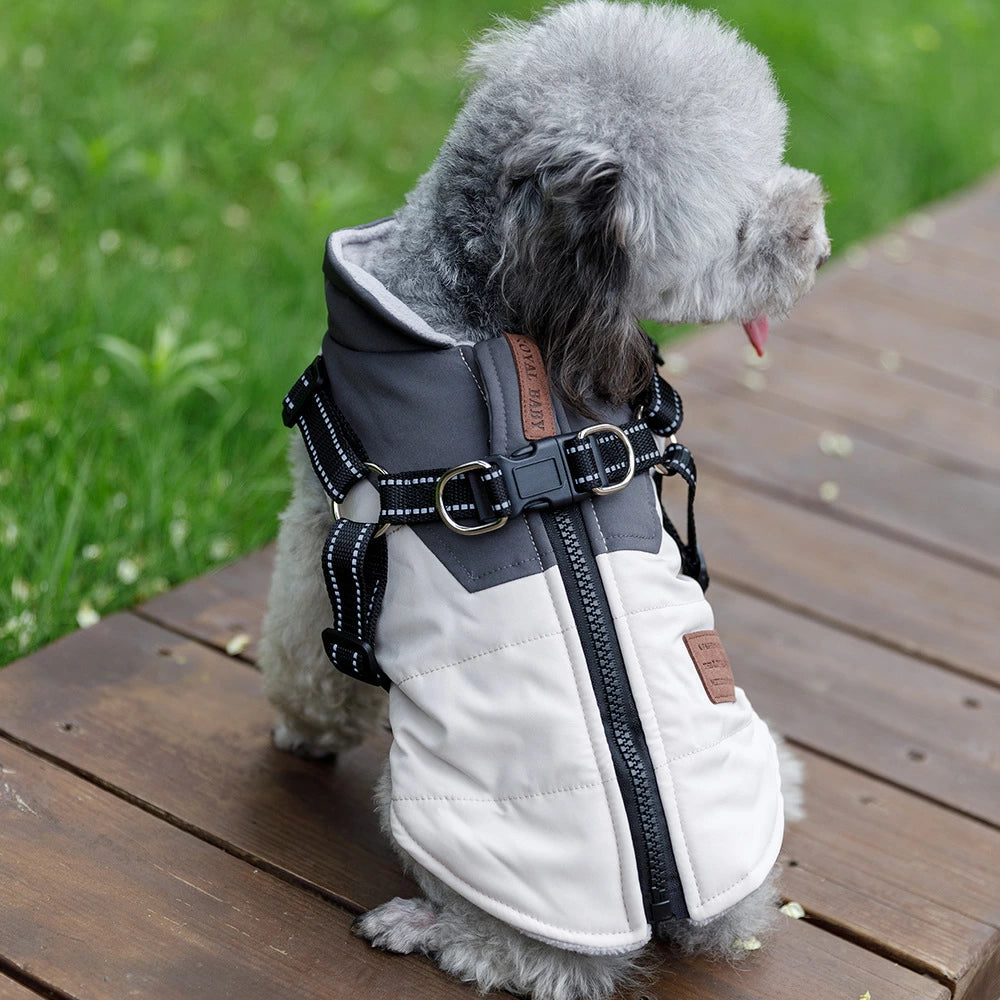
[2,0,999,664]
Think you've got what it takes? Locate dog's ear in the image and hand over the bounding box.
[494,140,652,414]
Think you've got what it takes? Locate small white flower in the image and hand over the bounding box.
[5,165,32,193]
[662,352,689,376]
[30,185,54,212]
[98,229,122,255]
[116,557,140,585]
[253,114,277,142]
[36,251,58,279]
[82,543,103,561]
[225,633,251,656]
[780,901,806,919]
[209,537,235,561]
[370,66,399,93]
[273,161,301,186]
[2,210,25,235]
[819,480,840,503]
[76,602,100,628]
[125,33,156,66]
[818,431,854,458]
[21,44,45,71]
[111,492,128,511]
[879,349,902,373]
[11,578,31,602]
[169,518,189,548]
[222,203,250,229]
[2,521,18,547]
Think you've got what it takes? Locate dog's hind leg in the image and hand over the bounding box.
[354,883,643,1000]
[259,438,388,759]
[356,765,643,1000]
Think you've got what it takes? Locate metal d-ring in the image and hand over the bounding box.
[653,435,680,478]
[331,462,390,538]
[578,423,636,495]
[435,460,508,535]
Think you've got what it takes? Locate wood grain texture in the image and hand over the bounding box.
[682,328,1000,480]
[676,375,1000,574]
[0,976,43,1000]
[691,476,1000,686]
[711,584,1000,827]
[0,613,410,913]
[0,610,994,999]
[0,653,952,1000]
[0,741,491,1000]
[139,545,275,661]
[783,750,1000,998]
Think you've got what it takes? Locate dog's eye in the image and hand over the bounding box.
[736,216,749,243]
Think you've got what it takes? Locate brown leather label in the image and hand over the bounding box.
[683,630,737,704]
[502,332,558,441]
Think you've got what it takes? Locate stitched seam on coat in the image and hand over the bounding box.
[458,345,489,406]
[392,626,572,683]
[665,743,764,907]
[654,716,754,766]
[392,807,641,939]
[612,595,707,619]
[393,774,615,804]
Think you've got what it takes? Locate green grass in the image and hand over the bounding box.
[2,0,999,664]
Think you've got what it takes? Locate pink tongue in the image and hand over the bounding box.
[742,314,769,356]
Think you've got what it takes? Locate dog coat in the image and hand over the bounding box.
[283,219,785,955]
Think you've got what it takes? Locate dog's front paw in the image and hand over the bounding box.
[353,897,441,955]
[271,717,338,761]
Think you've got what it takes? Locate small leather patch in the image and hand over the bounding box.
[683,630,736,704]
[502,332,558,441]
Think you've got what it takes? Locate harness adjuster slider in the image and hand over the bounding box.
[322,628,389,689]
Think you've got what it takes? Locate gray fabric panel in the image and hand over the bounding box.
[321,336,549,591]
[318,239,660,593]
[549,397,663,558]
[323,221,454,352]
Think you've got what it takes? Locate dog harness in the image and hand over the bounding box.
[284,219,784,955]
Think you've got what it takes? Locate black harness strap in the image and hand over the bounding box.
[282,358,368,503]
[320,519,390,689]
[284,349,707,687]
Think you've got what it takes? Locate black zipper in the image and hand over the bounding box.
[543,505,687,924]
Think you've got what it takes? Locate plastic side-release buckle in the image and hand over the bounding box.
[493,423,635,518]
[322,628,389,690]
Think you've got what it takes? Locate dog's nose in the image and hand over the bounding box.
[817,252,830,270]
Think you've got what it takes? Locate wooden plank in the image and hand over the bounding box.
[0,613,411,914]
[0,629,951,1000]
[783,749,1000,999]
[691,475,1000,686]
[709,584,1000,827]
[782,304,998,403]
[0,742,490,1000]
[0,976,43,1000]
[656,917,948,1000]
[677,376,1000,574]
[859,246,1000,327]
[805,264,995,340]
[139,545,274,661]
[682,329,1000,480]
[912,181,1000,266]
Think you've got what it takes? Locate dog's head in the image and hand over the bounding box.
[451,0,829,410]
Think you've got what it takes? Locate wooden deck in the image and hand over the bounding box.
[2,174,999,1000]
